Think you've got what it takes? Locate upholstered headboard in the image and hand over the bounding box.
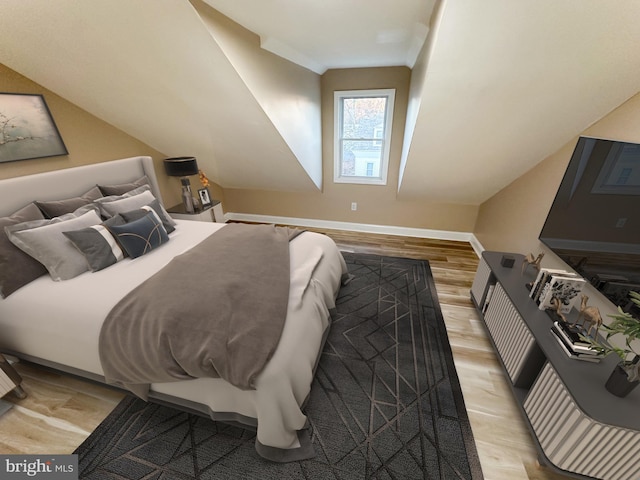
[0,156,163,217]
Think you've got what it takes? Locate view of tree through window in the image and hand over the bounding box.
[334,89,395,185]
[340,96,386,177]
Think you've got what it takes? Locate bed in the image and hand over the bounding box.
[0,156,347,462]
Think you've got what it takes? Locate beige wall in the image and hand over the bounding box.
[475,91,640,263]
[0,63,222,208]
[0,62,479,232]
[192,0,323,190]
[224,66,479,232]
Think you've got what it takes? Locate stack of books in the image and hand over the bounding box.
[551,321,602,362]
[529,268,587,314]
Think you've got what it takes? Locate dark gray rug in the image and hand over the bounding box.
[75,253,483,479]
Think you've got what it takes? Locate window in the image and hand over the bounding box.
[334,89,395,185]
[616,167,632,185]
[366,162,374,177]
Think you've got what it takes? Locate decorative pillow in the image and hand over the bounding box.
[93,185,154,217]
[97,175,150,196]
[35,186,103,218]
[107,211,169,258]
[63,217,126,272]
[120,199,175,234]
[94,185,176,232]
[5,205,103,281]
[102,214,126,228]
[0,203,48,297]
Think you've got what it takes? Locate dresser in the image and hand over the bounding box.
[472,251,640,480]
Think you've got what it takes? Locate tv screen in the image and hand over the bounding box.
[539,136,640,313]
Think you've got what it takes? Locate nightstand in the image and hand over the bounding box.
[167,200,224,223]
[0,353,26,414]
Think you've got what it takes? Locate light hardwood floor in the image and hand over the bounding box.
[0,227,573,479]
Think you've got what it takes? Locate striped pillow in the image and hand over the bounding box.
[63,223,125,272]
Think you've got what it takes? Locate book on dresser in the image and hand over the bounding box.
[551,321,602,362]
[537,274,586,313]
[529,268,569,302]
[482,284,495,313]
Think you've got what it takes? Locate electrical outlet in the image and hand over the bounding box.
[351,202,357,211]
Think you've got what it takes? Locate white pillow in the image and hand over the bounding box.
[5,205,102,281]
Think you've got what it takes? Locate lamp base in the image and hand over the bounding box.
[181,178,195,214]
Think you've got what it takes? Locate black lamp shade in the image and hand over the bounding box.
[164,157,199,177]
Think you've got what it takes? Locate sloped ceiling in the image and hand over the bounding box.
[0,0,321,192]
[398,0,640,204]
[1,1,640,205]
[203,0,433,73]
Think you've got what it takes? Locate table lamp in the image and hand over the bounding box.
[164,156,199,213]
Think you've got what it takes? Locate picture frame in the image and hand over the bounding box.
[0,93,68,163]
[198,187,212,208]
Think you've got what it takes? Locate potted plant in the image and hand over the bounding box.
[582,291,640,397]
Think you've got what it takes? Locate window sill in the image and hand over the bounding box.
[334,176,387,186]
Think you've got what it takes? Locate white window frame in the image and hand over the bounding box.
[334,89,395,185]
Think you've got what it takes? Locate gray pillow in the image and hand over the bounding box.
[95,185,176,231]
[0,203,48,297]
[102,214,126,228]
[5,205,103,281]
[35,186,103,218]
[97,175,150,196]
[120,199,176,234]
[63,217,126,272]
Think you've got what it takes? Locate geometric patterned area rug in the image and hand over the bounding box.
[75,252,483,479]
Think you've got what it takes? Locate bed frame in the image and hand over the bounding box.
[0,157,206,402]
[0,156,319,462]
[0,157,163,218]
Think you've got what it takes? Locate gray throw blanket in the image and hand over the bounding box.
[99,223,302,399]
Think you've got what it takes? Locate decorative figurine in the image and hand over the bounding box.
[522,252,544,275]
[550,297,567,322]
[572,294,603,336]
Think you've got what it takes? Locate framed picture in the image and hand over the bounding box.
[0,93,68,163]
[198,187,212,208]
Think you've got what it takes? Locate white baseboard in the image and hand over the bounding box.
[224,212,485,257]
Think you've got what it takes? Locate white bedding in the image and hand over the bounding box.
[0,219,347,453]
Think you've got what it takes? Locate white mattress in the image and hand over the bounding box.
[0,220,347,450]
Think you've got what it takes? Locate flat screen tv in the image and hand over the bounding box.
[539,136,640,314]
